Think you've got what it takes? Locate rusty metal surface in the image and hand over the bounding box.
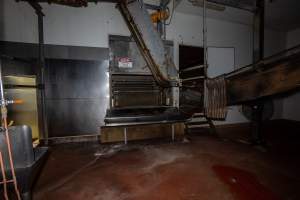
[224,44,300,79]
[204,76,227,119]
[225,45,300,105]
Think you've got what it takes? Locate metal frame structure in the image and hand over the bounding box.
[25,2,49,144]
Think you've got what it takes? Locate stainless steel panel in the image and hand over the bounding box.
[45,59,109,99]
[1,43,110,137]
[0,125,48,197]
[45,58,109,137]
[46,99,108,137]
[0,125,34,169]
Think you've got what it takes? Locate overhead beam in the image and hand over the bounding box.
[20,0,161,10]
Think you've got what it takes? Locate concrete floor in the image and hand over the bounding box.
[33,120,300,200]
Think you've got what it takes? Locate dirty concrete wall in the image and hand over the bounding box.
[264,29,287,120]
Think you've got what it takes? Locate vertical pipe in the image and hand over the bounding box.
[0,61,4,102]
[203,0,207,76]
[157,11,163,38]
[251,0,265,144]
[37,12,49,144]
[38,14,44,65]
[203,0,208,118]
[253,0,265,62]
[258,0,264,60]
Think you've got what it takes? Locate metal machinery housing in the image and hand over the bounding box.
[105,35,188,127]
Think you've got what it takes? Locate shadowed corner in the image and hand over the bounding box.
[0,0,4,44]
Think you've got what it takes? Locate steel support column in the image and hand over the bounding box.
[28,2,49,144]
[37,12,49,145]
[253,0,265,62]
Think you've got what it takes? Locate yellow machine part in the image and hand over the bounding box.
[151,10,169,23]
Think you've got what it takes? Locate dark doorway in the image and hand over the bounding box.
[179,45,205,114]
[179,45,204,71]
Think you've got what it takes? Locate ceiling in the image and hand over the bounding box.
[265,0,300,31]
[207,0,255,11]
[175,0,300,32]
[175,0,253,26]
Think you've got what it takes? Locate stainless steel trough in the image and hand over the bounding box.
[0,125,48,200]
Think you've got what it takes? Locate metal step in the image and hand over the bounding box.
[185,120,209,126]
[187,124,210,129]
[185,113,217,135]
[180,65,204,72]
[192,112,205,118]
[182,76,205,82]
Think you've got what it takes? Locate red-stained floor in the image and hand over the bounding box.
[33,120,300,200]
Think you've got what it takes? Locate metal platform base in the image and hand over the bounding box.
[104,106,189,127]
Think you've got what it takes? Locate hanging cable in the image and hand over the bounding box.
[165,0,175,25]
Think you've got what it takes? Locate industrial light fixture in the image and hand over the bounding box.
[188,0,226,11]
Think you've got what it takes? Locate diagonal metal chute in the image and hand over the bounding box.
[118,0,179,87]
